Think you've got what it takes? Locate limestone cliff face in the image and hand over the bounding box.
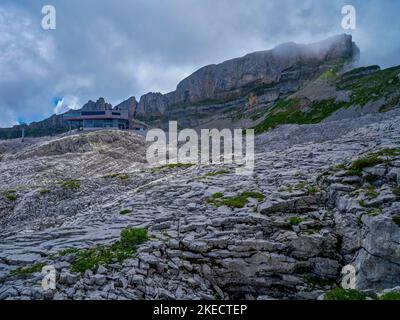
[136,34,359,121]
[115,96,138,122]
[136,92,169,118]
[173,34,358,104]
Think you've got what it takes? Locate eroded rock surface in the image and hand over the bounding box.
[0,113,399,300]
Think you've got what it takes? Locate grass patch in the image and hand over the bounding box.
[344,168,363,177]
[324,288,367,300]
[120,228,148,246]
[351,156,383,174]
[379,95,400,113]
[119,209,132,215]
[392,188,400,197]
[3,190,17,201]
[71,228,148,273]
[296,182,305,189]
[367,208,382,217]
[373,148,400,157]
[252,66,400,135]
[392,216,400,227]
[59,247,80,256]
[60,179,81,190]
[288,216,303,226]
[295,182,318,194]
[331,164,347,172]
[210,192,224,199]
[253,98,347,134]
[319,69,337,81]
[205,170,230,177]
[349,148,400,175]
[207,191,265,208]
[102,173,129,180]
[10,262,45,276]
[365,186,378,198]
[156,163,194,170]
[365,175,379,184]
[379,291,400,300]
[306,185,319,194]
[39,189,50,195]
[337,65,400,107]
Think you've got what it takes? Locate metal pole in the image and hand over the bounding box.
[21,127,25,142]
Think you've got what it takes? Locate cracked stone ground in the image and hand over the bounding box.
[0,112,399,300]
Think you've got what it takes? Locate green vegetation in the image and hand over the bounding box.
[39,189,50,195]
[392,188,400,197]
[253,98,347,134]
[288,216,303,226]
[252,66,400,135]
[348,148,400,175]
[210,192,224,199]
[365,175,379,184]
[296,182,305,189]
[344,168,363,177]
[393,216,400,227]
[351,157,383,174]
[365,186,378,199]
[58,247,80,256]
[156,163,195,170]
[119,209,132,215]
[3,190,17,201]
[379,291,400,300]
[205,170,230,177]
[367,208,382,217]
[324,288,367,300]
[60,179,81,190]
[207,191,265,209]
[10,262,45,276]
[120,228,148,246]
[71,228,148,273]
[319,69,337,81]
[320,149,399,179]
[306,185,319,194]
[294,182,318,194]
[337,65,400,107]
[341,65,380,79]
[332,164,347,171]
[102,173,129,180]
[379,95,400,113]
[373,148,400,157]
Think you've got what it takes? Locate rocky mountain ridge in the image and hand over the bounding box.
[0,34,360,138]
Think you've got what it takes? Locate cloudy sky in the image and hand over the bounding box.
[0,0,399,127]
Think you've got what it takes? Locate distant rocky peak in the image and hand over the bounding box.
[81,97,113,111]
